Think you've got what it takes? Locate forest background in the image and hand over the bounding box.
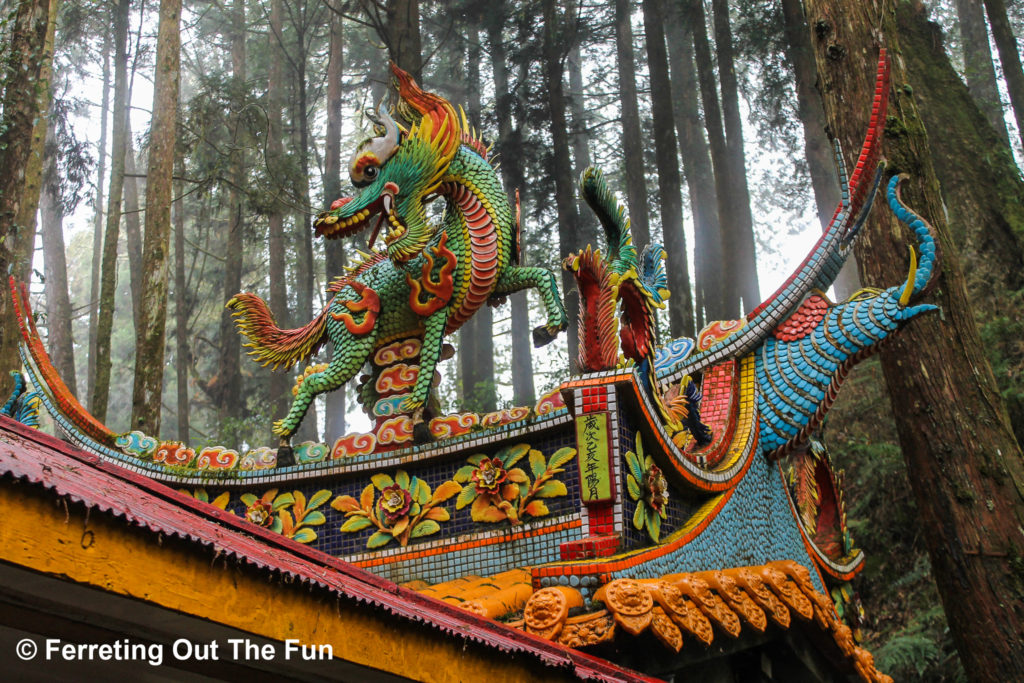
[2,0,1024,679]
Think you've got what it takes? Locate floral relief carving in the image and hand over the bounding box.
[239,488,331,544]
[454,444,576,525]
[625,434,669,542]
[331,469,461,549]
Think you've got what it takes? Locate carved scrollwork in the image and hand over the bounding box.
[671,575,741,638]
[595,579,654,636]
[697,571,767,632]
[643,580,714,646]
[759,564,814,621]
[524,586,582,640]
[558,611,616,648]
[650,606,683,652]
[727,567,791,628]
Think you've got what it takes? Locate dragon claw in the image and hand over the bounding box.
[411,406,434,443]
[532,323,564,348]
[275,436,295,467]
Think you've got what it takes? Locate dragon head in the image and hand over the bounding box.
[314,64,461,263]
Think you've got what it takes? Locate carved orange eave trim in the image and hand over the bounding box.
[419,560,890,683]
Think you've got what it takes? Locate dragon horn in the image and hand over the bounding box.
[887,174,939,303]
[390,62,460,162]
[361,101,400,162]
[377,103,400,149]
[898,244,917,307]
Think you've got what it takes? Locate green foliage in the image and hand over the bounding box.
[874,605,965,682]
[826,358,965,680]
[978,289,1024,446]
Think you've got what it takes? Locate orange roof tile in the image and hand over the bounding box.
[416,560,890,683]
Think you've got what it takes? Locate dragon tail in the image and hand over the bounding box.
[227,293,330,371]
[579,167,635,268]
[8,277,115,446]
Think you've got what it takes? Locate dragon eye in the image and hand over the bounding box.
[364,166,378,179]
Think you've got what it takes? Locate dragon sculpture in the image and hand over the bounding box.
[227,65,568,448]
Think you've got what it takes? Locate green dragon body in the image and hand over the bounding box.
[228,65,567,444]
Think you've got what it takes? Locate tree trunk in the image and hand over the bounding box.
[123,129,144,332]
[487,10,535,407]
[40,122,76,394]
[131,0,182,434]
[803,2,1024,679]
[780,0,860,299]
[665,13,723,327]
[982,0,1024,153]
[88,26,111,404]
[688,0,742,319]
[0,0,55,399]
[385,0,421,80]
[642,0,695,338]
[267,0,290,430]
[896,5,1024,445]
[711,0,759,313]
[11,0,57,286]
[542,0,581,372]
[614,0,651,252]
[91,0,131,423]
[565,0,598,248]
[292,23,318,442]
[216,0,246,434]
[323,2,347,438]
[956,0,1012,148]
[173,179,190,442]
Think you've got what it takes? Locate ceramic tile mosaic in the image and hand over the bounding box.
[612,450,825,594]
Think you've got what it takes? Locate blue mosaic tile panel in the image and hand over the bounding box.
[612,452,825,594]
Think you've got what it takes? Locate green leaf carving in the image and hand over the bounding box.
[340,515,373,532]
[625,450,644,482]
[455,485,477,510]
[547,447,576,471]
[414,478,431,504]
[529,449,546,478]
[499,443,530,468]
[307,489,332,510]
[371,473,394,491]
[535,480,568,498]
[303,511,326,526]
[272,492,295,510]
[454,465,477,483]
[291,528,317,544]
[367,530,394,549]
[410,520,440,538]
[626,474,642,501]
[633,503,647,532]
[646,510,662,543]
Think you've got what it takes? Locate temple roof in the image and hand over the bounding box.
[0,416,655,682]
